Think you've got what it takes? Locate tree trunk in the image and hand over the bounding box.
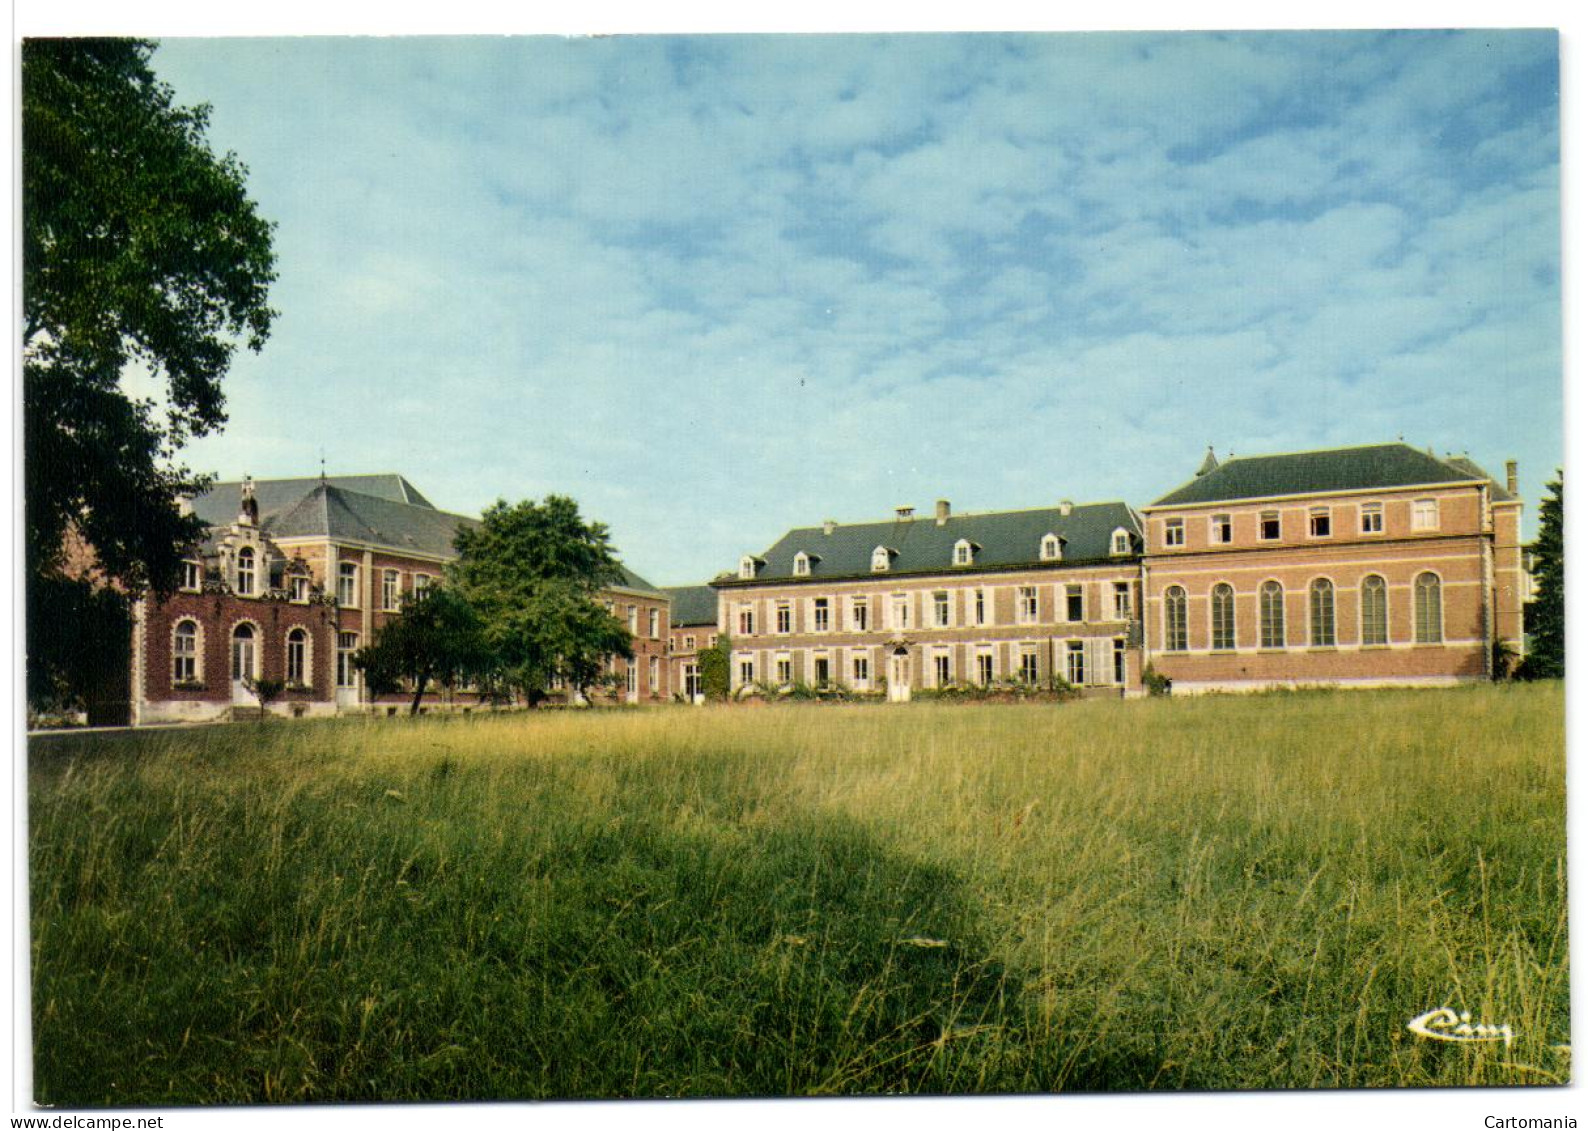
[409,673,429,716]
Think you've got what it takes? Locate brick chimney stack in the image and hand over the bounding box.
[1506,460,1518,496]
[935,499,950,525]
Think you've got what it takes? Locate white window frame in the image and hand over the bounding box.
[775,602,792,635]
[1017,586,1039,625]
[1040,533,1061,561]
[812,597,830,633]
[1412,498,1439,532]
[1113,582,1131,620]
[290,575,310,603]
[172,619,202,684]
[236,547,256,596]
[851,653,870,688]
[851,597,869,632]
[1359,502,1384,535]
[975,649,995,686]
[1308,507,1332,539]
[285,627,310,687]
[871,546,891,572]
[1164,519,1185,548]
[973,588,987,626]
[336,631,360,688]
[181,561,203,592]
[891,593,910,629]
[739,555,757,580]
[382,569,402,611]
[1111,528,1132,556]
[1259,511,1281,541]
[793,551,810,577]
[932,590,951,628]
[1209,515,1232,545]
[337,562,359,607]
[953,539,974,566]
[1064,584,1084,624]
[649,608,660,639]
[1066,640,1086,686]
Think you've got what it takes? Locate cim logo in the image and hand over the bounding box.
[1407,1007,1514,1047]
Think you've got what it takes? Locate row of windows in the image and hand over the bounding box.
[669,633,719,652]
[744,528,1136,580]
[180,557,438,608]
[604,600,664,638]
[171,620,360,688]
[735,639,1129,688]
[1162,499,1437,548]
[1160,573,1444,652]
[737,583,1135,636]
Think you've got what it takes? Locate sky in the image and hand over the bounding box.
[134,30,1563,588]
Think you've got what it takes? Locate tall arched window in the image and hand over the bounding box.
[1361,575,1388,645]
[1415,572,1443,643]
[1309,578,1336,647]
[1164,586,1188,652]
[231,623,256,682]
[173,620,199,683]
[1260,581,1285,649]
[286,628,308,686]
[236,546,255,596]
[1211,583,1235,651]
[337,562,358,607]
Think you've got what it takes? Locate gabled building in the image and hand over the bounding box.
[1139,443,1526,691]
[599,567,672,704]
[663,585,720,701]
[713,498,1146,700]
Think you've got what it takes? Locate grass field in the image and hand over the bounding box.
[27,683,1568,1103]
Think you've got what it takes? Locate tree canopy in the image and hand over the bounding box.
[23,37,276,710]
[449,497,634,701]
[354,587,494,715]
[1518,473,1564,680]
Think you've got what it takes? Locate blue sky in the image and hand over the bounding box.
[146,30,1562,587]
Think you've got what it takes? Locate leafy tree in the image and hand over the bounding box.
[450,497,633,704]
[699,633,731,701]
[1517,472,1564,680]
[354,587,493,716]
[23,38,277,708]
[243,677,286,715]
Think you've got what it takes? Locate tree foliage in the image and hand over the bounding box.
[354,587,494,715]
[23,38,277,708]
[449,497,633,702]
[1518,472,1564,680]
[699,633,731,701]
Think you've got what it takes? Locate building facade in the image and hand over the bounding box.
[663,585,719,702]
[1139,444,1526,692]
[712,499,1146,700]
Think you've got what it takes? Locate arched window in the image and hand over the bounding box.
[1260,581,1285,649]
[1164,586,1188,652]
[286,627,308,686]
[871,546,891,572]
[793,551,810,577]
[337,562,358,607]
[1309,578,1336,647]
[1211,583,1235,651]
[953,539,974,566]
[1040,533,1061,561]
[1415,572,1443,643]
[1361,575,1388,645]
[172,620,200,683]
[236,546,255,596]
[231,623,257,682]
[337,631,359,688]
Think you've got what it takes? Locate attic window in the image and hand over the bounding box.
[953,539,974,566]
[793,552,810,577]
[1040,533,1062,561]
[181,560,202,592]
[739,555,757,580]
[235,547,256,596]
[1111,528,1132,556]
[871,546,891,572]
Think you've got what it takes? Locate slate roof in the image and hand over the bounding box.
[720,502,1143,586]
[190,474,434,526]
[611,565,666,598]
[1149,443,1510,508]
[263,483,477,558]
[663,585,719,626]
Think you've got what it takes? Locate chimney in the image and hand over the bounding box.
[822,518,836,536]
[1506,460,1518,496]
[935,499,950,525]
[1058,500,1074,517]
[895,505,915,521]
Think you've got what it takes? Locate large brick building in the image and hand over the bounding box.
[712,498,1146,699]
[130,475,669,723]
[663,585,718,701]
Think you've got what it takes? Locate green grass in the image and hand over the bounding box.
[28,683,1568,1103]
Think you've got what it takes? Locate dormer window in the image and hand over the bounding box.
[871,546,892,572]
[738,555,757,580]
[1040,533,1062,561]
[953,539,975,566]
[1111,528,1132,556]
[792,552,810,577]
[235,547,256,596]
[290,575,310,603]
[181,560,202,592]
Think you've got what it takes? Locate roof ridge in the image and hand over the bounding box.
[781,499,1135,533]
[1213,440,1420,465]
[319,481,476,523]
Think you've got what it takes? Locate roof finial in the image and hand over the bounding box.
[1196,446,1220,477]
[319,449,327,486]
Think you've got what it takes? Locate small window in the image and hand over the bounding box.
[1211,583,1235,651]
[1111,528,1132,556]
[1361,575,1388,645]
[973,588,987,626]
[1259,512,1281,541]
[793,551,811,577]
[649,609,660,638]
[891,593,911,629]
[851,598,869,631]
[976,652,994,686]
[1113,582,1132,620]
[953,539,974,566]
[649,655,659,692]
[626,663,638,696]
[1164,519,1185,547]
[337,562,358,607]
[182,561,203,592]
[738,603,755,635]
[1040,533,1061,561]
[1412,499,1439,531]
[382,569,401,611]
[290,575,310,603]
[1066,640,1086,685]
[872,546,891,572]
[1309,578,1336,647]
[1309,508,1332,538]
[737,657,755,686]
[336,631,359,687]
[173,620,200,683]
[413,573,432,596]
[852,655,870,686]
[627,605,638,634]
[1065,584,1084,623]
[813,656,830,688]
[813,598,830,632]
[1017,586,1039,624]
[286,627,308,685]
[1019,649,1040,685]
[1360,503,1384,535]
[1260,581,1285,649]
[1415,572,1443,642]
[684,635,696,651]
[739,555,757,580]
[776,655,792,686]
[933,652,951,686]
[1210,515,1232,544]
[933,591,950,628]
[1164,586,1188,652]
[775,603,791,634]
[1113,638,1126,684]
[236,547,256,596]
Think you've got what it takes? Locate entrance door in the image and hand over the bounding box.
[230,624,257,704]
[888,648,912,703]
[335,631,360,709]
